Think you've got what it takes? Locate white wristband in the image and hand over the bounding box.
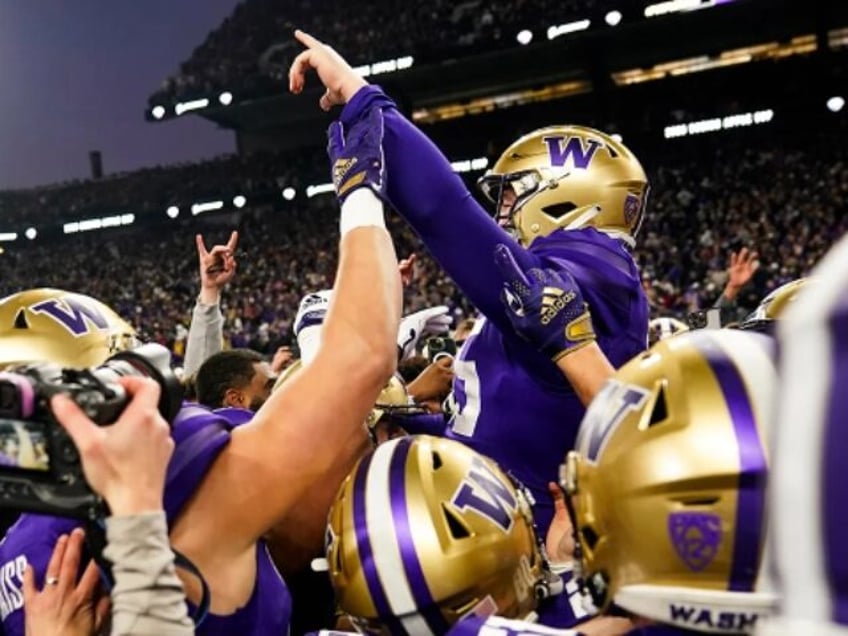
[340,188,386,237]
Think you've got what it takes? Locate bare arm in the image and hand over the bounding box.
[555,343,615,407]
[171,109,403,592]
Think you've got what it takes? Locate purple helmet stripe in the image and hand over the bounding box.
[388,437,451,634]
[824,304,848,624]
[351,450,407,635]
[693,335,768,592]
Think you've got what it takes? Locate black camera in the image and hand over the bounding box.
[0,343,182,520]
[424,336,457,362]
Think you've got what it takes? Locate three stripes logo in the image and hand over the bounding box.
[540,286,576,325]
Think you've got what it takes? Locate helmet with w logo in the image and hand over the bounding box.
[326,435,554,634]
[0,288,138,369]
[478,126,649,248]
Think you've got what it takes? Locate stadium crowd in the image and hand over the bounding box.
[1,132,844,361]
[149,0,601,104]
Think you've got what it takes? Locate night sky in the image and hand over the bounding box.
[0,1,243,190]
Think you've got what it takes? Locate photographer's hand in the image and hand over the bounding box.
[22,528,110,636]
[51,377,174,517]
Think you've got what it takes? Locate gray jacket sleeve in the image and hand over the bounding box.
[104,512,194,635]
[183,299,224,378]
[713,293,737,310]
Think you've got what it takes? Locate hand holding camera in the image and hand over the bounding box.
[0,343,182,519]
[52,377,174,517]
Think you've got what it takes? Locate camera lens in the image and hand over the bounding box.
[0,383,18,412]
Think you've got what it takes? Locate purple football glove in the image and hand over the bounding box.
[494,244,596,361]
[327,106,387,205]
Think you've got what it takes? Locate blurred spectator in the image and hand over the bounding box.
[1,134,845,351]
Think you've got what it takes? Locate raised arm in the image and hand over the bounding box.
[183,231,238,377]
[175,107,402,555]
[289,30,541,334]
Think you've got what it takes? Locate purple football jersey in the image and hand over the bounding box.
[0,403,291,636]
[446,229,647,532]
[340,87,648,535]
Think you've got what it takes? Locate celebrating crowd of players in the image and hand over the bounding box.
[0,30,843,636]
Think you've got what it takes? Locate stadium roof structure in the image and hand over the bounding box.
[145,0,846,150]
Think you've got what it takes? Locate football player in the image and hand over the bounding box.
[322,435,634,636]
[562,328,779,634]
[759,237,848,635]
[290,31,649,535]
[0,105,403,635]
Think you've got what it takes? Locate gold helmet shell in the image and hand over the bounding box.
[478,125,649,247]
[365,375,425,431]
[740,279,809,331]
[563,330,778,633]
[327,435,546,633]
[272,358,302,393]
[648,317,690,346]
[0,288,138,369]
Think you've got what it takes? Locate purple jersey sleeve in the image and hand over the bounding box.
[396,412,448,436]
[340,85,540,335]
[0,514,81,635]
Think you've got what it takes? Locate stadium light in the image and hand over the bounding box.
[547,19,591,40]
[282,187,296,201]
[605,10,623,26]
[827,96,845,113]
[306,183,335,198]
[219,91,233,106]
[175,98,210,116]
[62,214,134,235]
[0,233,17,242]
[611,133,624,142]
[151,105,166,120]
[451,157,489,173]
[191,200,225,216]
[516,30,534,45]
[25,228,37,240]
[664,108,774,139]
[233,195,247,208]
[166,205,180,219]
[352,55,414,78]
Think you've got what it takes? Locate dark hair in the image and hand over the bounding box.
[397,355,430,385]
[195,349,265,408]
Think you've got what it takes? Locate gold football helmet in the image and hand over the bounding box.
[478,125,649,248]
[327,435,551,634]
[365,375,426,431]
[0,288,138,369]
[272,358,303,393]
[562,329,778,633]
[739,278,809,332]
[648,317,690,346]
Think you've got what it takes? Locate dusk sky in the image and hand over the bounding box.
[0,1,243,190]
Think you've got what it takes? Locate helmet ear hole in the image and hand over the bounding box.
[541,202,578,220]
[443,504,472,539]
[647,385,669,427]
[581,525,599,550]
[13,310,28,329]
[432,451,443,470]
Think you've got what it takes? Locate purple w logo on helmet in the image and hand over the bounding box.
[451,456,517,532]
[31,297,109,336]
[542,135,602,170]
